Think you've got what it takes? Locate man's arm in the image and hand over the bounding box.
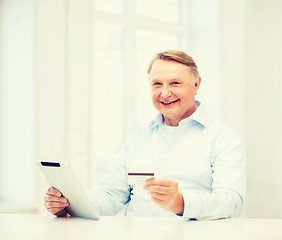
[87,143,132,216]
[144,127,246,220]
[181,127,246,220]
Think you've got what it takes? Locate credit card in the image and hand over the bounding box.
[128,172,154,186]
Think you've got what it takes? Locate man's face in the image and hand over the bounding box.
[150,59,201,126]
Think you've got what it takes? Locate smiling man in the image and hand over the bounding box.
[149,55,200,127]
[44,50,246,220]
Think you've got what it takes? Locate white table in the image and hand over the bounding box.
[1,214,282,240]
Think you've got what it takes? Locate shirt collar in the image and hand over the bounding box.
[152,101,211,128]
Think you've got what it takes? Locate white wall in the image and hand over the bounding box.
[0,0,35,207]
[244,0,282,218]
[215,0,282,218]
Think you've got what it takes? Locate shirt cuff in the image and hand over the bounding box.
[181,191,204,219]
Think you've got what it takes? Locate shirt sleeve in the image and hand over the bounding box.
[87,143,131,216]
[181,126,246,220]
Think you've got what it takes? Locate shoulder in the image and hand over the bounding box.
[199,106,241,140]
[212,118,241,140]
[207,117,244,154]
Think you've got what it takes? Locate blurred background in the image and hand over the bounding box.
[0,0,281,218]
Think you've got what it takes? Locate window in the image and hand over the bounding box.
[91,0,189,183]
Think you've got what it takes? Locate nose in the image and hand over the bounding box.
[160,85,172,98]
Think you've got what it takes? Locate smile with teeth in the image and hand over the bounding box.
[161,99,180,105]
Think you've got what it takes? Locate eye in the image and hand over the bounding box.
[153,82,162,86]
[172,81,180,85]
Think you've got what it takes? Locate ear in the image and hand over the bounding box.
[194,77,201,94]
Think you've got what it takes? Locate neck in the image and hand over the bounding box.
[164,104,197,127]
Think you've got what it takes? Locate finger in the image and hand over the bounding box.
[146,178,174,187]
[48,207,66,215]
[47,187,62,197]
[150,192,166,201]
[44,194,68,203]
[151,195,165,205]
[144,185,168,194]
[44,201,69,208]
[55,209,69,217]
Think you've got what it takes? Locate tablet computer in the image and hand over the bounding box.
[37,161,100,220]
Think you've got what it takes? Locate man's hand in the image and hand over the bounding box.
[144,178,184,215]
[44,187,70,217]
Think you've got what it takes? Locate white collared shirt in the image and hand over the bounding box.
[88,101,246,220]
